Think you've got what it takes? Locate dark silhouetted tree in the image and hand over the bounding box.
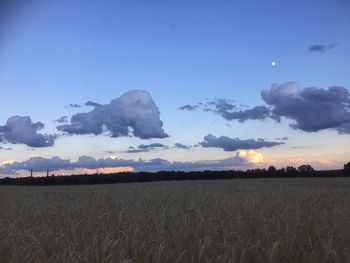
[278,168,286,175]
[297,164,315,175]
[344,161,350,175]
[285,166,297,176]
[268,165,276,172]
[268,165,277,176]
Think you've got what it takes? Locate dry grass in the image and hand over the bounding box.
[0,178,349,262]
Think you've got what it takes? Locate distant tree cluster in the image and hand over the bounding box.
[0,162,348,186]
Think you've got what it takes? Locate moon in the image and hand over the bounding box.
[271,61,276,66]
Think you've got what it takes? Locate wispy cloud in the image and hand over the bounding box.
[55,116,68,123]
[68,103,82,108]
[85,101,102,107]
[0,146,12,150]
[199,134,284,151]
[126,143,168,153]
[275,136,288,141]
[178,104,199,111]
[173,143,191,149]
[309,43,337,52]
[179,99,270,122]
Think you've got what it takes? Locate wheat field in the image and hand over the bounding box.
[0,178,349,263]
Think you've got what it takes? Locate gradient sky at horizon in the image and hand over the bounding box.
[1,0,350,176]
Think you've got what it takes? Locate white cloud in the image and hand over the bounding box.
[57,90,168,139]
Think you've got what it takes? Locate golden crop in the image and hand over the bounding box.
[0,178,349,262]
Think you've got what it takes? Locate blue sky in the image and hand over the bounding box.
[1,0,350,176]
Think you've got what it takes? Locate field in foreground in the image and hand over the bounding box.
[0,178,349,263]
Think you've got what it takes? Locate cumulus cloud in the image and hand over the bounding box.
[199,134,284,151]
[126,143,168,153]
[0,152,266,175]
[179,82,350,134]
[261,82,350,133]
[0,116,56,147]
[309,43,337,52]
[57,90,168,139]
[237,150,265,164]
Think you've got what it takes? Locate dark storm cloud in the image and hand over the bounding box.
[309,43,337,52]
[261,82,350,133]
[173,143,191,149]
[126,143,168,153]
[0,116,56,147]
[85,101,102,107]
[199,134,284,151]
[57,90,168,139]
[0,154,251,175]
[55,116,68,123]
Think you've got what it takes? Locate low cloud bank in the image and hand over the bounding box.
[0,151,267,175]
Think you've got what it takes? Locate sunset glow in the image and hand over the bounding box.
[239,151,265,165]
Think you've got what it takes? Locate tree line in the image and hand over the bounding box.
[0,162,349,186]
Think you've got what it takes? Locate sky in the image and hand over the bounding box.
[1,0,350,177]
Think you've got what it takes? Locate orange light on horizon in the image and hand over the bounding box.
[95,167,133,174]
[25,167,134,177]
